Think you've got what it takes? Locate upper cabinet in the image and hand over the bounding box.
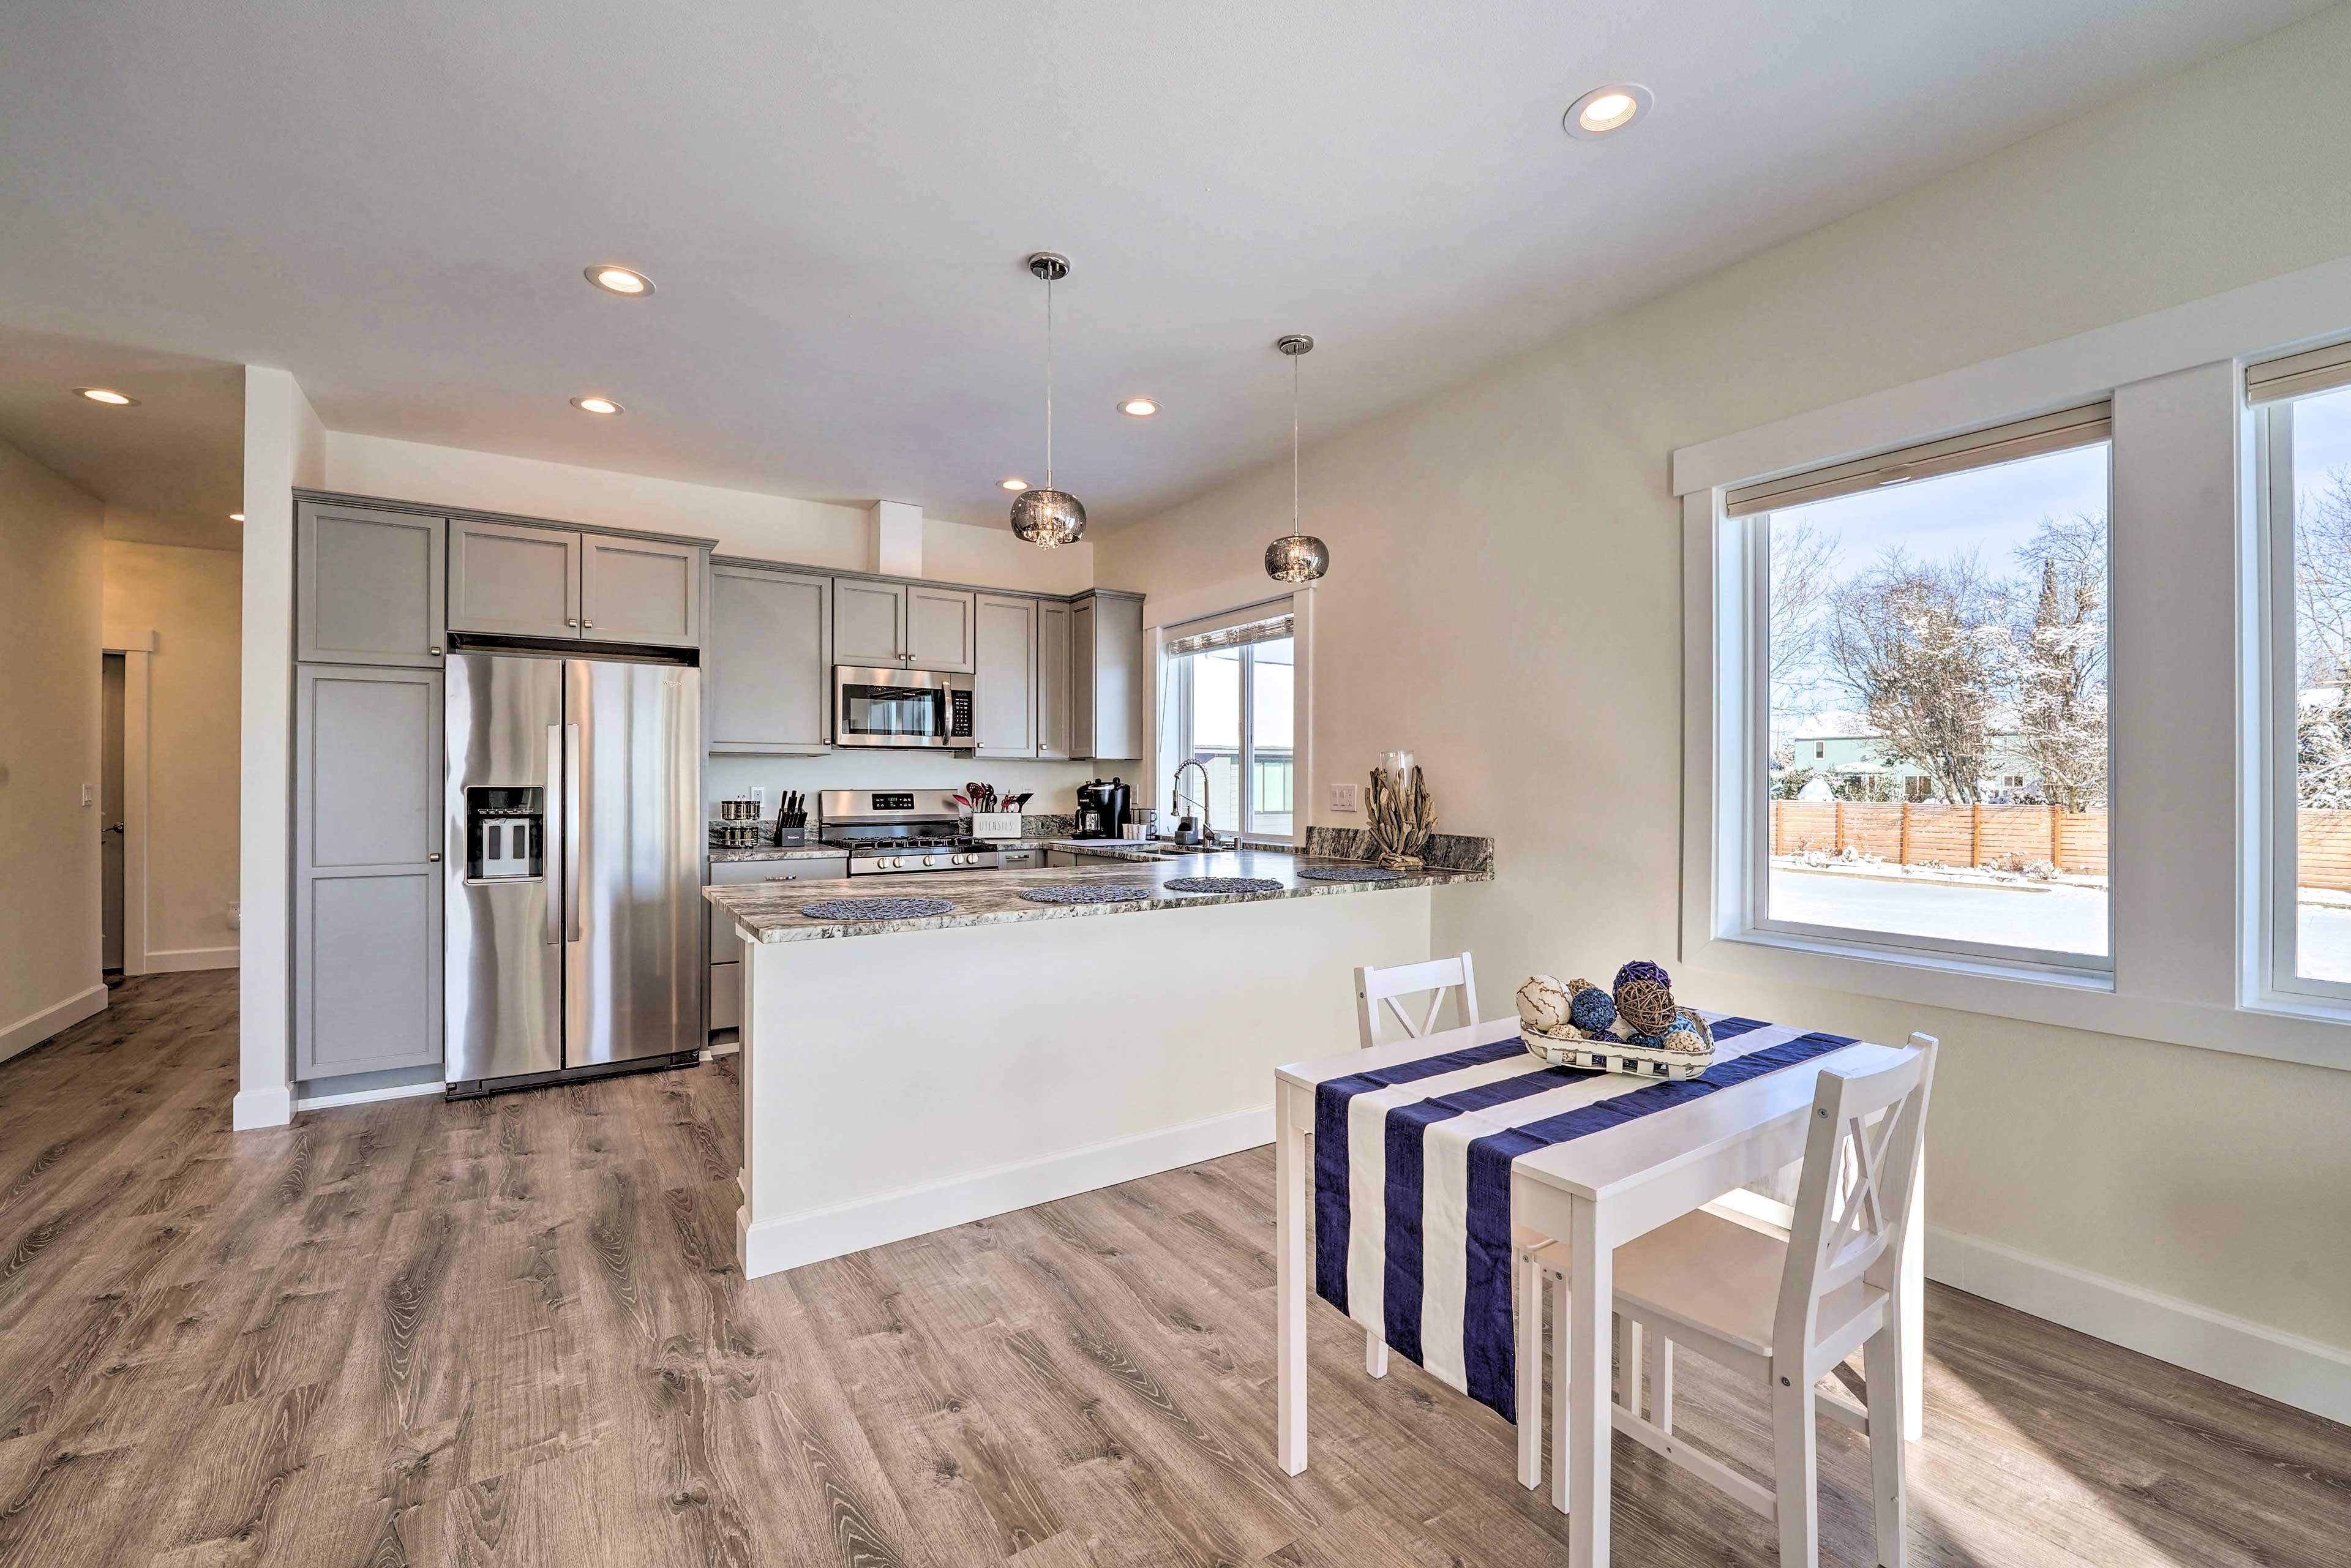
[833,579,906,667]
[832,579,975,671]
[907,585,976,672]
[581,535,702,646]
[972,594,1038,757]
[298,502,445,666]
[1072,590,1145,760]
[448,517,579,637]
[709,563,831,752]
[448,517,701,647]
[1035,599,1073,760]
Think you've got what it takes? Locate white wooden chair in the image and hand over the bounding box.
[1351,952,1561,1490]
[1577,1034,1938,1567]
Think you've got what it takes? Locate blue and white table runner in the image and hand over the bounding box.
[1310,1015,1858,1423]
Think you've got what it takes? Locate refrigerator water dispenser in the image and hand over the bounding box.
[465,786,543,880]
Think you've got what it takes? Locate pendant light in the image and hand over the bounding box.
[1264,334,1330,583]
[1010,252,1087,549]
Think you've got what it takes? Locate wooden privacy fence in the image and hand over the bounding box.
[1771,801,2110,876]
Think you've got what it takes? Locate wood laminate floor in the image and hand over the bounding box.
[2,971,2346,1567]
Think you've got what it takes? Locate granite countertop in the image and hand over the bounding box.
[705,847,1493,943]
[709,843,853,863]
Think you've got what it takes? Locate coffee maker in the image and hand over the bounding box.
[1073,778,1131,839]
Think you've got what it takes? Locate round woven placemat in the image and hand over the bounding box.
[1018,883,1156,905]
[800,897,956,921]
[1162,876,1286,895]
[1295,865,1405,883]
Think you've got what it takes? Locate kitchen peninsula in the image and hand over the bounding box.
[708,839,1493,1278]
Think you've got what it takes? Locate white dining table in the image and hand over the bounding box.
[1273,1014,1925,1567]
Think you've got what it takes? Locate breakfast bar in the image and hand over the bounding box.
[707,846,1491,1278]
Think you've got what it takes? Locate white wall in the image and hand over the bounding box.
[235,365,322,1129]
[323,432,1095,595]
[102,539,241,967]
[0,435,106,1062]
[1101,3,2351,1375]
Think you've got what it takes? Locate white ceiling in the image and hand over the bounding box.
[0,2,2327,537]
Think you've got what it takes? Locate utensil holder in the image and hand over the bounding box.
[971,812,1024,839]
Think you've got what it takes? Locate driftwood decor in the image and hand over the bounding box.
[1367,763,1436,869]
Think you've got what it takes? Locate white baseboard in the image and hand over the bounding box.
[740,1103,1275,1280]
[0,984,108,1066]
[294,1079,445,1111]
[231,1084,293,1130]
[1927,1224,2351,1427]
[142,944,238,974]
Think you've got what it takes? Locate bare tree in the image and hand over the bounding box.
[2013,514,2109,811]
[1769,520,1840,690]
[1825,549,2008,803]
[2295,468,2351,688]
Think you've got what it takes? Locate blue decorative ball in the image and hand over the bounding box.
[1614,959,1673,993]
[1569,987,1617,1035]
[1626,1032,1670,1049]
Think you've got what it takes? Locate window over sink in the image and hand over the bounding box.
[1159,599,1297,842]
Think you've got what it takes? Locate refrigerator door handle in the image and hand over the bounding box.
[544,723,565,945]
[563,721,584,942]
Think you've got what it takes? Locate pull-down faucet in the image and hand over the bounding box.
[1171,759,1214,846]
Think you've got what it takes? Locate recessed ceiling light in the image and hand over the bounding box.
[1564,83,1651,139]
[571,396,623,415]
[1000,477,1030,492]
[584,265,654,296]
[230,512,245,522]
[75,387,137,405]
[1119,398,1160,418]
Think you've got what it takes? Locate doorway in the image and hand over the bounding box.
[102,651,126,978]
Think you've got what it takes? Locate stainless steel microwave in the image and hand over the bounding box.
[832,665,975,749]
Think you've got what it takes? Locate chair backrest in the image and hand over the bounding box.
[1354,952,1480,1047]
[1774,1033,1938,1356]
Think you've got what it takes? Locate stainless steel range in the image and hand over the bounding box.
[820,789,1003,876]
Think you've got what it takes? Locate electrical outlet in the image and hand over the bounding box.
[1330,782,1360,813]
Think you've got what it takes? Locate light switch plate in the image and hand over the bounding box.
[1329,782,1360,813]
[81,782,96,807]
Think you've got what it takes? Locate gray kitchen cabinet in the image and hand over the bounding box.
[708,857,849,1033]
[972,593,1037,757]
[581,533,702,646]
[293,664,443,1078]
[907,585,976,672]
[1071,590,1145,760]
[298,502,445,666]
[998,847,1041,870]
[449,518,703,645]
[448,517,580,637]
[1035,599,1073,760]
[709,564,833,751]
[833,579,907,667]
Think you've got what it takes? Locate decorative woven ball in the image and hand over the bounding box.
[1614,959,1673,994]
[1658,1027,1709,1057]
[1515,975,1575,1035]
[1565,977,1599,994]
[1673,1007,1714,1047]
[1613,975,1678,1037]
[1568,986,1618,1035]
[1624,1032,1668,1050]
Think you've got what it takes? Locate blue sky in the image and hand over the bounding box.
[2298,383,2351,502]
[1771,440,2110,590]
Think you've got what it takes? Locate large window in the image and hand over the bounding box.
[1161,605,1295,841]
[2255,342,2351,997]
[1743,407,2113,967]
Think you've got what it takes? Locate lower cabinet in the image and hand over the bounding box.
[293,665,444,1078]
[707,856,849,1033]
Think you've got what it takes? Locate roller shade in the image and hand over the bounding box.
[1166,605,1294,657]
[1725,402,2112,519]
[2247,339,2351,407]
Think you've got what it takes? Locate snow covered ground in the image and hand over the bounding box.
[1768,868,2351,977]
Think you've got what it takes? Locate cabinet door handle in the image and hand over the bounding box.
[583,620,594,629]
[427,852,441,862]
[429,645,443,656]
[567,618,579,628]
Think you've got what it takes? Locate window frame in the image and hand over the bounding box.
[2254,391,2351,1005]
[1153,593,1305,847]
[1735,429,2118,977]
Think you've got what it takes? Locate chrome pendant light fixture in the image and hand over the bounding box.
[1010,252,1087,549]
[1264,334,1330,583]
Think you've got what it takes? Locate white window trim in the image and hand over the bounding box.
[1676,252,2351,1075]
[1142,580,1313,848]
[1734,427,2115,977]
[2251,392,2351,1009]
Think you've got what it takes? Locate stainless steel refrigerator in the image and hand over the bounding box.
[444,650,702,1095]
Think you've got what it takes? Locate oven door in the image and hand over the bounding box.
[832,666,973,748]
